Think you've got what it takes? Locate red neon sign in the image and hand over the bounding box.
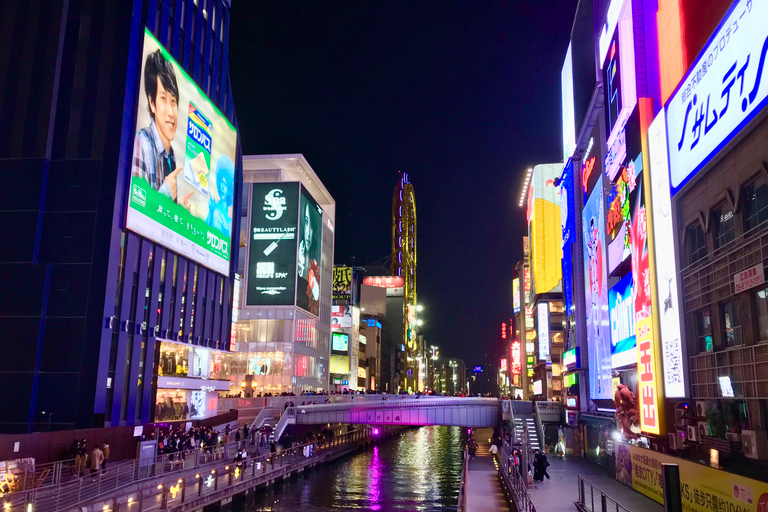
[501,322,507,339]
[511,340,522,375]
[582,157,596,191]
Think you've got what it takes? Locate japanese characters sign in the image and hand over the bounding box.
[333,266,353,300]
[616,442,768,512]
[666,0,768,195]
[734,263,765,293]
[511,340,522,376]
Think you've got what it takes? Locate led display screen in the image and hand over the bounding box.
[609,272,637,368]
[296,187,323,316]
[583,184,612,399]
[246,183,299,306]
[126,29,238,275]
[332,332,349,353]
[329,355,349,374]
[513,278,521,314]
[538,302,550,362]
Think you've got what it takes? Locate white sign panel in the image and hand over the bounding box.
[533,380,543,395]
[666,0,768,195]
[734,264,765,293]
[648,110,686,398]
[537,302,550,362]
[562,43,576,162]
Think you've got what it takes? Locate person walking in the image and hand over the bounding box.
[467,436,478,459]
[101,442,110,473]
[89,445,104,478]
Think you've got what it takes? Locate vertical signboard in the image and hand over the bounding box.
[537,302,550,362]
[562,43,577,162]
[246,183,299,305]
[296,186,323,316]
[561,160,576,313]
[127,29,237,275]
[333,266,352,301]
[511,340,522,375]
[665,0,768,195]
[583,185,612,399]
[513,278,521,314]
[648,110,686,398]
[609,272,637,368]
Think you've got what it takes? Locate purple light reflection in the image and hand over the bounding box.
[367,446,382,510]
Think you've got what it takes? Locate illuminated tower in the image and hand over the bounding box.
[393,173,419,391]
[392,172,417,308]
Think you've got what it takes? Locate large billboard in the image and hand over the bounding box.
[582,185,612,399]
[127,29,237,275]
[560,160,576,313]
[527,164,563,296]
[512,278,521,314]
[537,302,550,363]
[333,266,352,300]
[246,183,299,306]
[609,272,636,368]
[666,0,768,195]
[362,276,405,296]
[296,187,323,316]
[648,110,686,397]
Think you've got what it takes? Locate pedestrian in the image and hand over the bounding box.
[101,442,110,473]
[89,445,104,478]
[467,437,478,459]
[490,442,498,456]
[533,449,550,481]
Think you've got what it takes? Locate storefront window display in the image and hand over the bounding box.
[155,389,218,421]
[159,340,230,379]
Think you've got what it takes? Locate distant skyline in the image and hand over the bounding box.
[229,1,577,366]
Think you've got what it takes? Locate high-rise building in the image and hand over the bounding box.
[233,155,335,394]
[0,0,241,433]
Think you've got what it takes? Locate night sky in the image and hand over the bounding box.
[229,1,577,367]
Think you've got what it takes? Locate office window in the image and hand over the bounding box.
[722,298,743,348]
[687,224,707,264]
[743,178,768,233]
[755,286,768,342]
[713,204,735,250]
[695,309,713,353]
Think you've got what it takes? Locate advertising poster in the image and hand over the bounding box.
[666,0,768,195]
[246,183,299,305]
[331,305,353,328]
[582,185,612,399]
[296,187,323,316]
[513,278,521,313]
[329,355,349,374]
[331,332,349,353]
[561,160,576,312]
[609,272,637,368]
[648,111,686,397]
[537,302,550,362]
[126,29,237,275]
[617,443,768,512]
[333,266,352,300]
[528,164,563,296]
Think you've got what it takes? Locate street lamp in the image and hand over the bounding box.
[41,411,54,431]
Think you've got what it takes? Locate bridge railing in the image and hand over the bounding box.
[292,397,500,414]
[576,476,631,512]
[499,444,537,512]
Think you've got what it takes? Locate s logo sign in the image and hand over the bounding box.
[263,189,287,220]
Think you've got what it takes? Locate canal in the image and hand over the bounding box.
[240,426,465,511]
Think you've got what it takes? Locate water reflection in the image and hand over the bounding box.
[245,426,464,511]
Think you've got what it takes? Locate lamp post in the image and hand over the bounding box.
[41,411,54,431]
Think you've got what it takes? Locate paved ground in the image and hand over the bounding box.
[527,455,663,512]
[465,428,510,512]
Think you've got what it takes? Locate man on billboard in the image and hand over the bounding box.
[132,49,189,204]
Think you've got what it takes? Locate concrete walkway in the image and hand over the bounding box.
[465,428,510,511]
[527,455,663,512]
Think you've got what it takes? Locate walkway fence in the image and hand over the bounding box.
[498,444,536,512]
[457,447,469,512]
[576,476,631,512]
[1,428,376,512]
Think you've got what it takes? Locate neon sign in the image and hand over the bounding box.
[501,322,507,339]
[582,157,596,191]
[511,340,522,375]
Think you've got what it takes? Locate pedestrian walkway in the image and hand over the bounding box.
[464,428,510,511]
[527,455,663,512]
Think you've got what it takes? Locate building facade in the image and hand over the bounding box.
[0,0,241,433]
[232,155,335,394]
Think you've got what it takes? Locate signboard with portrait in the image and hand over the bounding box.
[296,187,323,316]
[127,29,237,276]
[333,266,353,300]
[246,183,299,306]
[582,185,612,399]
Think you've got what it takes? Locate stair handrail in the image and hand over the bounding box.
[272,407,296,442]
[248,406,275,436]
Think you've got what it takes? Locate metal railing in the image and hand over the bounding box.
[2,428,380,512]
[576,476,630,512]
[248,406,275,433]
[291,397,500,414]
[457,447,469,512]
[498,444,536,512]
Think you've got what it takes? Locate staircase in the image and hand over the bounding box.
[513,414,541,451]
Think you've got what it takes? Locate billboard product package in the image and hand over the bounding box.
[127,29,237,275]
